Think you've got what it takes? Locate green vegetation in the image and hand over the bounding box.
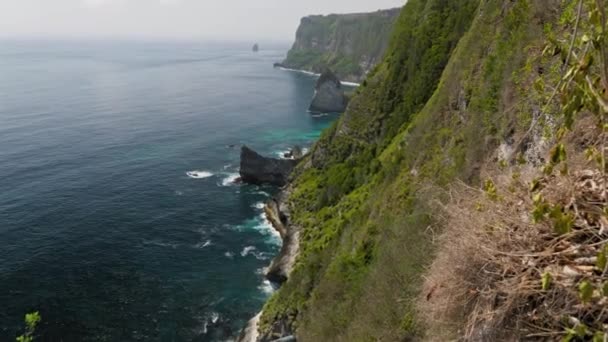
[257,0,606,340]
[16,312,40,342]
[282,9,401,82]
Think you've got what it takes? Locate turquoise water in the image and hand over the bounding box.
[0,39,338,341]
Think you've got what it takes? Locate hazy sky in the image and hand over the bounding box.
[0,0,405,41]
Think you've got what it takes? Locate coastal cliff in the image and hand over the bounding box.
[277,8,401,83]
[242,0,608,340]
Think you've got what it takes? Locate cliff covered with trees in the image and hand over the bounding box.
[248,0,608,340]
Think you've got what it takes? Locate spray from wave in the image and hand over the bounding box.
[186,170,214,179]
[220,173,240,186]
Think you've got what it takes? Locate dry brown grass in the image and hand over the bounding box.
[417,126,607,341]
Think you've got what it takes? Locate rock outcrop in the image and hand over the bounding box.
[237,312,261,342]
[263,189,299,284]
[308,69,348,113]
[235,186,300,342]
[252,43,259,52]
[283,145,303,159]
[239,146,297,187]
[278,8,401,83]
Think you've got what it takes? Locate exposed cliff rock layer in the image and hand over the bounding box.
[279,8,401,83]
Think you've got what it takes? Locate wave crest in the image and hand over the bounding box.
[186,170,213,179]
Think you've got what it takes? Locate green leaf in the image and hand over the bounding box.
[25,312,40,330]
[550,144,567,164]
[550,205,574,235]
[589,8,600,27]
[593,331,606,342]
[534,78,545,93]
[602,282,608,297]
[574,323,588,338]
[579,280,594,303]
[542,271,552,290]
[563,329,576,342]
[530,178,542,192]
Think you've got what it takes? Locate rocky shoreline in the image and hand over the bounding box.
[236,147,301,342]
[263,188,299,285]
[236,187,299,342]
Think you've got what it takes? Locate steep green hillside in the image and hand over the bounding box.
[279,8,401,83]
[257,0,581,340]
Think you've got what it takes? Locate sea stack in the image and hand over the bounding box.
[252,43,259,52]
[239,146,297,186]
[308,69,348,114]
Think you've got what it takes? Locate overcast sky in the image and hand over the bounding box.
[0,0,405,41]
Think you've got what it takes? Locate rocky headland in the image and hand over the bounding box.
[239,146,297,187]
[277,8,401,83]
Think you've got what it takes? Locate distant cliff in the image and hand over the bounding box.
[278,8,401,83]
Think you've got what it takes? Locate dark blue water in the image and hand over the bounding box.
[0,39,338,341]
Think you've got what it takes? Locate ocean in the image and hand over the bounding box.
[0,39,338,341]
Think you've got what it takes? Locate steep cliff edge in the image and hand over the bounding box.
[246,0,607,341]
[278,8,401,83]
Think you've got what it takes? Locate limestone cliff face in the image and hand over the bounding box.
[279,8,401,83]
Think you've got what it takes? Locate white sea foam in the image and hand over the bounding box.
[277,66,319,76]
[210,312,220,324]
[342,81,361,87]
[229,213,280,245]
[239,246,270,260]
[258,279,276,295]
[252,202,265,209]
[274,149,293,159]
[255,267,267,275]
[224,251,234,259]
[274,147,311,159]
[194,239,212,249]
[186,170,213,179]
[255,213,281,245]
[277,66,360,86]
[142,239,178,249]
[241,246,256,257]
[252,251,271,261]
[254,190,270,197]
[220,173,240,186]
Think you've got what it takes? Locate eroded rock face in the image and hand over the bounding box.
[279,8,402,83]
[239,146,297,186]
[308,69,348,113]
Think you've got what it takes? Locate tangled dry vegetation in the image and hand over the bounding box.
[418,124,607,341]
[419,1,608,339]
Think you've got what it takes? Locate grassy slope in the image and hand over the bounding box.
[260,0,559,340]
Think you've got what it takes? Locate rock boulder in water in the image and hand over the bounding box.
[239,146,297,186]
[308,69,348,113]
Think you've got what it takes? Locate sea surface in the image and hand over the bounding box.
[0,39,339,341]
